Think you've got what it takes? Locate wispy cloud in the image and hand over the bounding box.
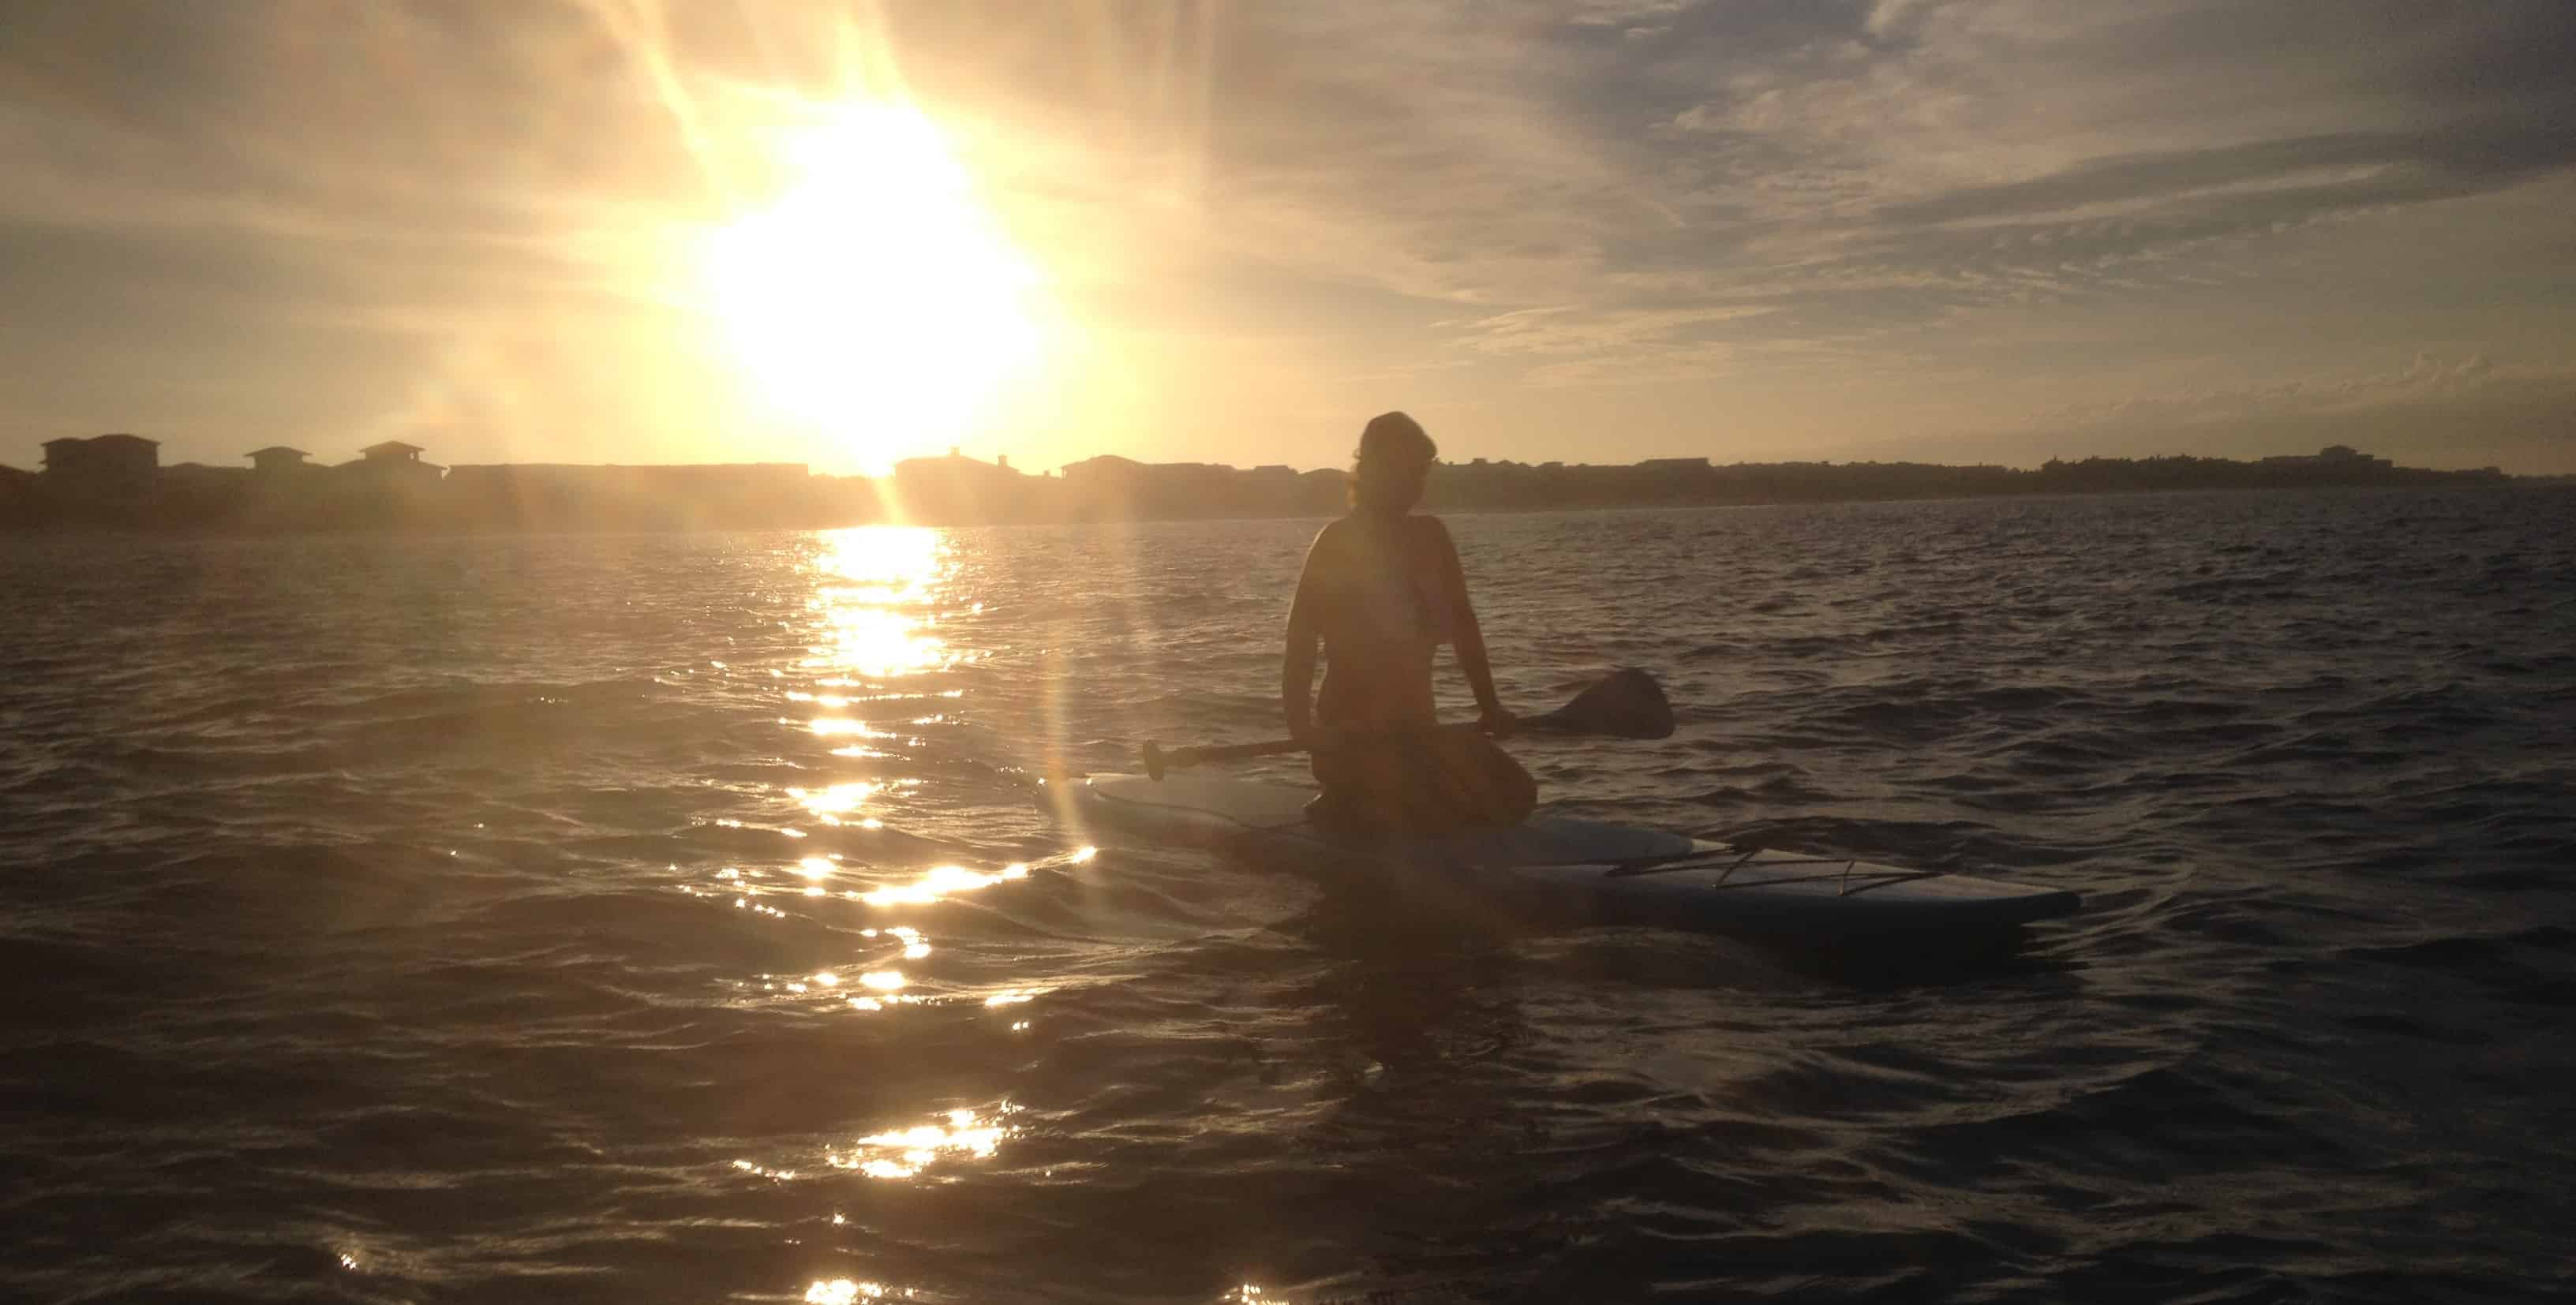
[3,0,2572,469]
[2042,351,2552,431]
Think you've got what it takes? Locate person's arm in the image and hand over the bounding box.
[1282,528,1330,743]
[1430,518,1511,730]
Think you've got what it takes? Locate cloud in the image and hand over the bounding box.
[1613,4,2576,323]
[972,0,2576,389]
[10,1,2569,341]
[4,0,2574,469]
[2042,352,2540,432]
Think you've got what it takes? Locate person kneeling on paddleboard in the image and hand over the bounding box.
[1282,412,1537,839]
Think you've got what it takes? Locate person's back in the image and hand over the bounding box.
[1282,413,1535,840]
[1298,511,1447,730]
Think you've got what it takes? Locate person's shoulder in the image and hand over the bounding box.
[1303,516,1355,564]
[1408,514,1456,546]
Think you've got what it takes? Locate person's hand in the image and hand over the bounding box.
[1478,704,1518,739]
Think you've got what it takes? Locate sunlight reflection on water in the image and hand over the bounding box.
[803,526,963,682]
[789,781,881,825]
[859,862,1028,906]
[829,1105,1021,1180]
[804,1277,890,1303]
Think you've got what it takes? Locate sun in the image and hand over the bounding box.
[701,103,1043,463]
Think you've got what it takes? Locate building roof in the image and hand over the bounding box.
[245,446,310,458]
[360,440,425,457]
[1059,454,1145,474]
[44,433,161,449]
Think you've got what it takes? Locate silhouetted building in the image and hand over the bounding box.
[157,462,250,524]
[245,446,313,473]
[339,440,443,484]
[1058,454,1151,519]
[893,450,1032,522]
[1059,454,1143,482]
[443,462,814,529]
[355,440,432,466]
[162,462,246,485]
[39,433,159,500]
[1053,454,1338,519]
[2263,444,2394,469]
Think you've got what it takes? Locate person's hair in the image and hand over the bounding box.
[1354,411,1436,466]
[1347,411,1436,510]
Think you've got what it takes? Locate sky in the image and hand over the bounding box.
[3,1,2573,476]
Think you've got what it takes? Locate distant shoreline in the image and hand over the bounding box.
[6,478,2555,540]
[5,441,2551,536]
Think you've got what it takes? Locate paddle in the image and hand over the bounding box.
[1141,667,1675,780]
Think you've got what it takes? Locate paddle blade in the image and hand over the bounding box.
[1530,667,1675,739]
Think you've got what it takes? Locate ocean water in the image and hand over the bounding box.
[3,488,2571,1304]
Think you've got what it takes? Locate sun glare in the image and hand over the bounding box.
[703,103,1043,464]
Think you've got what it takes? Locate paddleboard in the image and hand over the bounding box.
[1046,772,2081,939]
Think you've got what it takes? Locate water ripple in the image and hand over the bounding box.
[3,488,2571,1302]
